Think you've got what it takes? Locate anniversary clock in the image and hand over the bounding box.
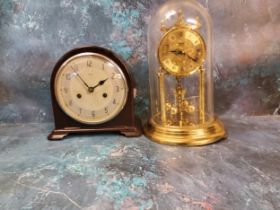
[145,0,227,146]
[48,46,142,140]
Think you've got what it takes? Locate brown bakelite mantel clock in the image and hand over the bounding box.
[48,46,142,140]
[145,0,227,146]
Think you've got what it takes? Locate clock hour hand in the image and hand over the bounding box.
[97,78,109,87]
[89,78,109,93]
[170,49,185,56]
[170,49,198,62]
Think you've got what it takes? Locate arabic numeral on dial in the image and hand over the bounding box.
[71,65,78,72]
[111,73,115,80]
[79,108,82,115]
[116,86,120,92]
[87,60,92,67]
[66,74,71,80]
[105,107,108,114]
[69,100,73,106]
[91,111,96,117]
[113,99,116,105]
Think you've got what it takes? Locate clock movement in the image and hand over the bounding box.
[145,0,227,146]
[48,46,142,140]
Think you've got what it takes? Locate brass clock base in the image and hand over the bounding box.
[144,118,227,146]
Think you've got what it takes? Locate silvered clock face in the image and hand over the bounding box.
[54,52,128,124]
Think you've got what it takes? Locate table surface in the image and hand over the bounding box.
[0,116,279,210]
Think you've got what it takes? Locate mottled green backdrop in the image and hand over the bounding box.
[0,0,280,123]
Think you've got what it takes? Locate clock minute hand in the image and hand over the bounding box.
[185,53,198,62]
[76,73,90,89]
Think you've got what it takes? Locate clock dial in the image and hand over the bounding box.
[54,53,128,124]
[158,27,206,76]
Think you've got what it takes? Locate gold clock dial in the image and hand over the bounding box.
[158,27,206,76]
[54,53,128,124]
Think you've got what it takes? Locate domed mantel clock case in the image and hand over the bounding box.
[145,0,227,146]
[48,46,142,140]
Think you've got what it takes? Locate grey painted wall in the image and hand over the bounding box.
[0,0,279,123]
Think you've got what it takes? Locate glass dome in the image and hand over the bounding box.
[145,0,226,146]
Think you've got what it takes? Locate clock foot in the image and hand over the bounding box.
[121,118,143,137]
[48,130,69,141]
[121,130,142,137]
